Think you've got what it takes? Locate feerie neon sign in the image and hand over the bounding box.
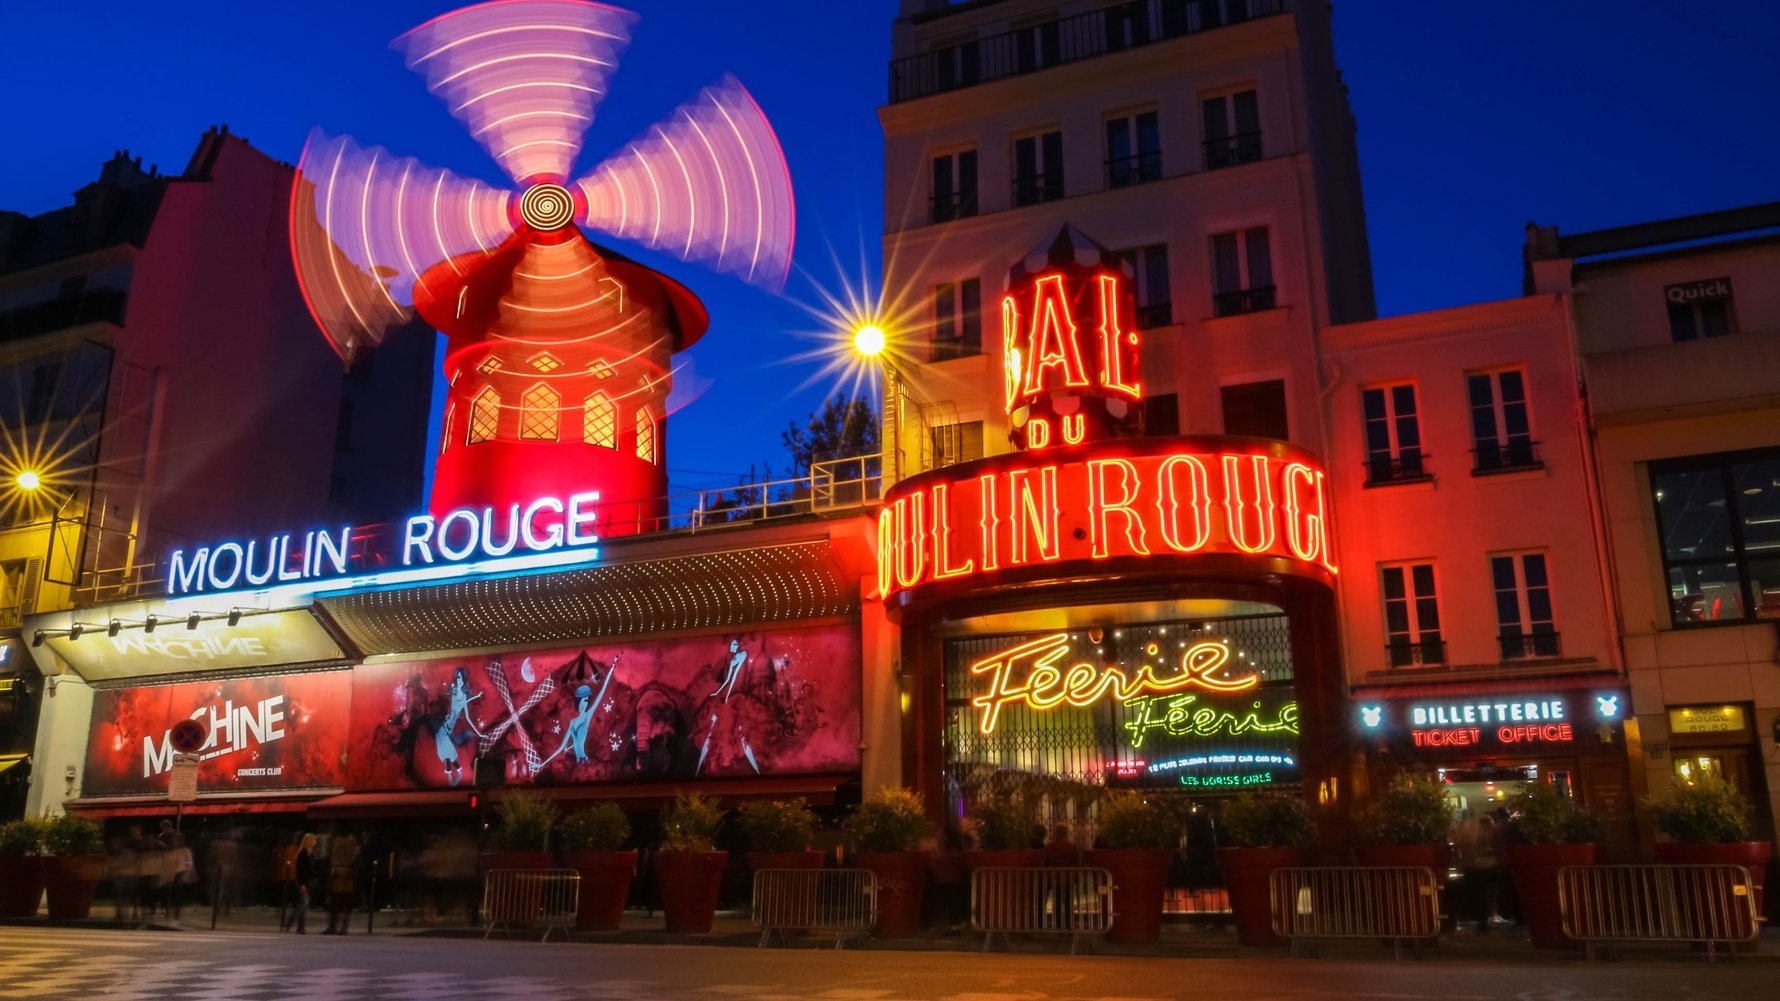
[878,437,1337,604]
[167,490,601,595]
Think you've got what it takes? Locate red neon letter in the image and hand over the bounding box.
[1281,462,1323,563]
[1222,454,1277,554]
[1155,454,1211,553]
[1087,458,1150,559]
[876,507,896,596]
[1096,273,1141,400]
[893,491,928,588]
[1001,294,1022,414]
[1020,274,1090,398]
[1008,465,1061,565]
[1027,416,1052,449]
[930,482,975,580]
[1060,412,1086,444]
[978,472,1002,573]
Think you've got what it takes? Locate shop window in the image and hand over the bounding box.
[1113,244,1171,328]
[1013,129,1064,206]
[1674,754,1726,786]
[930,421,983,468]
[931,148,978,223]
[1362,383,1426,484]
[1210,227,1273,316]
[1492,551,1559,660]
[635,407,657,463]
[1381,562,1444,667]
[931,278,981,360]
[1221,379,1288,440]
[519,383,560,441]
[1468,369,1537,472]
[467,387,500,444]
[1652,448,1780,624]
[1143,393,1179,436]
[1105,110,1161,188]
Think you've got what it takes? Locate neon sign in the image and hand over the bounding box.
[1123,693,1299,749]
[167,490,602,596]
[1360,692,1620,749]
[879,437,1336,605]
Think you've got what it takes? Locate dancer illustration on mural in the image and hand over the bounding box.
[696,638,761,775]
[538,653,618,770]
[435,666,484,786]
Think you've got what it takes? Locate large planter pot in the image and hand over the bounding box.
[1086,847,1172,944]
[853,851,930,939]
[1655,840,1771,929]
[566,850,637,931]
[1217,846,1308,947]
[748,850,825,871]
[0,856,45,918]
[963,848,1044,873]
[43,855,106,920]
[655,850,728,934]
[1506,841,1596,949]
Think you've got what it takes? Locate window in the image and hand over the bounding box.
[1013,130,1064,206]
[1210,227,1274,315]
[1103,2,1151,50]
[528,352,562,373]
[635,407,657,463]
[1468,370,1537,472]
[930,149,978,223]
[931,278,982,360]
[930,421,984,468]
[1203,89,1261,169]
[1222,379,1288,440]
[518,383,560,441]
[583,393,616,447]
[1493,552,1559,659]
[1381,562,1444,667]
[1012,19,1061,74]
[1362,384,1426,483]
[1114,244,1171,327]
[1106,111,1161,188]
[1666,277,1735,342]
[1143,393,1180,436]
[467,387,500,444]
[1652,450,1780,624]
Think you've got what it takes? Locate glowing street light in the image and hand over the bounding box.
[852,323,887,359]
[14,471,41,492]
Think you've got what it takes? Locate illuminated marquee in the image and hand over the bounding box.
[1357,692,1625,750]
[878,437,1336,605]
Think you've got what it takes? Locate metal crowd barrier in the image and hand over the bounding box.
[1268,867,1442,960]
[480,868,580,942]
[1558,864,1761,963]
[751,868,878,949]
[970,866,1115,954]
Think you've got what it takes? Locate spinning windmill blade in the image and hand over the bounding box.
[290,0,796,363]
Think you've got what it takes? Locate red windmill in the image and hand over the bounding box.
[290,0,794,538]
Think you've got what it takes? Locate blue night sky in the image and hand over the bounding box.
[4,1,1777,499]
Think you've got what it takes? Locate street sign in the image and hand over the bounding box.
[168,753,200,803]
[170,718,209,754]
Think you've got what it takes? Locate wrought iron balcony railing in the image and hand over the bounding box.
[1204,132,1264,170]
[929,191,978,224]
[930,337,980,361]
[1473,439,1540,474]
[1136,302,1175,329]
[1499,631,1561,661]
[1386,639,1447,669]
[1366,453,1429,486]
[1012,173,1065,207]
[1106,152,1163,189]
[1212,285,1276,317]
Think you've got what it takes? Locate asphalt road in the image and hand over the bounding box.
[0,925,1771,1000]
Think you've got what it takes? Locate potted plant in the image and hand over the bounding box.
[0,818,46,918]
[1216,793,1315,946]
[1504,783,1607,949]
[1085,793,1177,944]
[558,802,635,931]
[1354,772,1457,869]
[655,790,728,934]
[40,813,105,920]
[740,798,823,870]
[842,787,931,938]
[481,789,557,871]
[964,794,1042,871]
[1645,774,1770,919]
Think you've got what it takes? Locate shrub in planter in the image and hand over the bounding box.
[965,794,1041,871]
[1505,784,1606,948]
[656,791,728,934]
[1355,773,1457,867]
[40,814,104,920]
[0,818,47,918]
[1644,775,1769,921]
[1217,794,1315,946]
[843,787,931,938]
[484,790,557,868]
[1086,793,1178,944]
[740,798,821,869]
[559,803,634,931]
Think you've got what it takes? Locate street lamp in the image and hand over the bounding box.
[851,323,903,486]
[15,470,41,492]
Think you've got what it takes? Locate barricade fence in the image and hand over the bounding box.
[481,868,580,942]
[1268,866,1442,960]
[970,866,1115,954]
[1558,864,1760,962]
[751,868,878,949]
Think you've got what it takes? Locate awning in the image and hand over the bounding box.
[0,754,27,779]
[65,791,338,818]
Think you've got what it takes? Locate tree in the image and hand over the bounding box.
[781,397,880,478]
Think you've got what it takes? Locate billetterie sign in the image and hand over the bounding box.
[167,490,601,595]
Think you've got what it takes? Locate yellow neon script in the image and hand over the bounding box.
[970,634,1258,735]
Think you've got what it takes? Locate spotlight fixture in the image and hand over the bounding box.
[144,614,157,634]
[108,620,122,637]
[227,609,242,627]
[187,612,201,630]
[68,624,84,641]
[31,630,45,648]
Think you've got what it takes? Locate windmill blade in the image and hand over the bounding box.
[396,0,635,184]
[291,129,515,359]
[575,75,795,290]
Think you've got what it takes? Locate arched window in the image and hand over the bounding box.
[635,406,656,463]
[519,383,560,441]
[584,392,616,448]
[467,387,500,444]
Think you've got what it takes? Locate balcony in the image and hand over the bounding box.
[1106,152,1163,189]
[1212,285,1276,317]
[1012,173,1065,208]
[929,191,978,225]
[1386,639,1447,669]
[1204,132,1263,170]
[889,0,1288,103]
[1365,453,1430,486]
[1472,439,1541,475]
[1136,302,1174,329]
[1499,631,1561,661]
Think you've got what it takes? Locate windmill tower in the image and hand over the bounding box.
[290,1,794,537]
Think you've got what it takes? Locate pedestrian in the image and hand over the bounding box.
[324,829,360,934]
[1489,806,1517,925]
[283,833,317,933]
[158,831,194,921]
[1043,824,1080,866]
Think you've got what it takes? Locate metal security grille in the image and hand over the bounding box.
[943,611,1297,823]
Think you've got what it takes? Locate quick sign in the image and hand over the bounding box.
[1663,277,1732,305]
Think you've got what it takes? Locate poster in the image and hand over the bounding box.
[347,623,861,790]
